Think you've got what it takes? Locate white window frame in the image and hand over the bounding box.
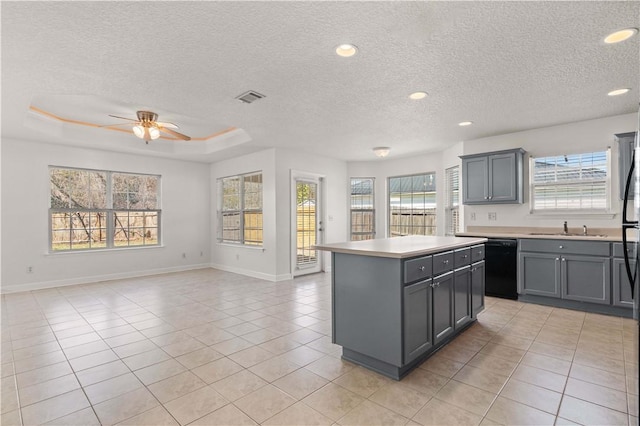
[349,177,375,241]
[217,171,263,246]
[49,166,161,252]
[445,166,460,236]
[529,149,612,215]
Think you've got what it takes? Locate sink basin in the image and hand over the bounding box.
[527,232,608,238]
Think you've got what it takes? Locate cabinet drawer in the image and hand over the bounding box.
[470,245,485,262]
[613,242,635,258]
[519,239,610,256]
[404,255,433,284]
[433,251,454,276]
[454,248,471,268]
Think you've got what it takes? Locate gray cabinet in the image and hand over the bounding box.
[454,266,472,329]
[519,239,611,304]
[403,279,433,363]
[616,132,637,200]
[471,260,485,318]
[519,252,561,298]
[432,271,454,344]
[460,148,525,205]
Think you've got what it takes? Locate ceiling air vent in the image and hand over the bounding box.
[236,90,266,104]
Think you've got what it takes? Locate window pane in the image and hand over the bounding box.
[388,173,436,237]
[244,174,262,210]
[532,150,608,212]
[222,177,241,211]
[350,178,375,240]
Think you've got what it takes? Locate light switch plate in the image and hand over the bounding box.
[488,212,497,221]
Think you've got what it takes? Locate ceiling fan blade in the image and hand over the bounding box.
[156,121,179,129]
[108,114,138,122]
[159,126,191,141]
[99,122,136,128]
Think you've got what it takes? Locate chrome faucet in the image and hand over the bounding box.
[563,221,568,235]
[583,225,588,235]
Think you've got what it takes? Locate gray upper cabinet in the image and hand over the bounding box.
[616,132,637,200]
[460,148,525,205]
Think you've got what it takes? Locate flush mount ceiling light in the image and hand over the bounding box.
[409,91,428,100]
[458,121,473,126]
[335,44,358,57]
[608,88,631,96]
[604,28,638,44]
[373,147,390,158]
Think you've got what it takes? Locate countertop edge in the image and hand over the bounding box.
[315,237,488,259]
[456,232,623,242]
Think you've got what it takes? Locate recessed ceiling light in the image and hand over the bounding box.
[409,91,428,100]
[604,28,638,44]
[335,44,358,57]
[608,88,631,96]
[458,121,473,126]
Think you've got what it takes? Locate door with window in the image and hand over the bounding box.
[292,173,323,276]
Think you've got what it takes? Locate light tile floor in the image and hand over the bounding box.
[1,269,638,425]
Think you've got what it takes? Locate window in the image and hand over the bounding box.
[50,167,160,251]
[445,166,460,236]
[350,178,375,241]
[388,172,436,237]
[530,150,610,212]
[218,172,263,245]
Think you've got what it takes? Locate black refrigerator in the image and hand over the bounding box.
[621,126,640,322]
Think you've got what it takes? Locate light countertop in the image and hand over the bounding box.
[456,226,624,242]
[315,235,488,259]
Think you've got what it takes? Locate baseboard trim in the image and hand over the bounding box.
[209,263,285,282]
[1,264,212,294]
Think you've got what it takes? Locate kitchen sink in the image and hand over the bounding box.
[527,232,608,237]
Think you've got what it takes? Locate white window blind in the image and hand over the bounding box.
[445,166,460,236]
[530,150,610,212]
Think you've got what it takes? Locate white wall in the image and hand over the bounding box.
[348,150,449,237]
[210,147,347,280]
[210,149,278,280]
[461,113,637,229]
[274,149,348,276]
[1,139,212,293]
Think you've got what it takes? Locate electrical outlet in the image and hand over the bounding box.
[470,212,476,221]
[26,266,33,273]
[488,212,497,221]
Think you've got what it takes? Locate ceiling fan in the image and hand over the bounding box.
[105,110,191,143]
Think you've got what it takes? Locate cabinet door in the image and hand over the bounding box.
[432,272,454,345]
[471,261,485,318]
[613,258,635,308]
[403,279,433,363]
[617,132,636,200]
[454,267,472,329]
[488,153,517,202]
[519,252,561,298]
[462,157,488,203]
[561,255,611,305]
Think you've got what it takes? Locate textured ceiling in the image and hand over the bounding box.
[2,1,639,163]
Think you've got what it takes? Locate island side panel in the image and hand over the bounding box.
[332,252,402,366]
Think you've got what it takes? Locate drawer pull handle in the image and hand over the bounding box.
[561,258,566,262]
[559,245,564,249]
[419,266,425,271]
[555,257,560,261]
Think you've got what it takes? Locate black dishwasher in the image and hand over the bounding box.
[485,239,518,300]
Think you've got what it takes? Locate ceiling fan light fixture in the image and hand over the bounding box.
[149,126,160,140]
[132,125,145,138]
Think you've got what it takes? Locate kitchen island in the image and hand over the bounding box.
[315,235,487,379]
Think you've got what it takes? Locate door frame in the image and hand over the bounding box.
[291,170,325,277]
